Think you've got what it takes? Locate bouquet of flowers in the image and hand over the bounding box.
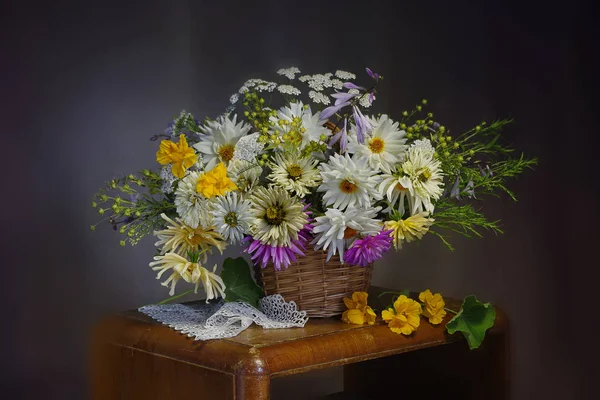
[91,67,536,308]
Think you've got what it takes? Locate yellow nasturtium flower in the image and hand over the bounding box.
[419,289,447,325]
[156,134,197,178]
[381,295,422,335]
[342,291,376,325]
[196,162,237,198]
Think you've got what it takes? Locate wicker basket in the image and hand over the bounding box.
[254,248,373,317]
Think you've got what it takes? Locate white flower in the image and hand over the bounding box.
[228,159,262,194]
[299,73,335,91]
[238,78,277,94]
[249,186,308,247]
[401,140,444,214]
[211,192,253,244]
[347,114,407,173]
[312,206,382,261]
[267,153,322,198]
[174,171,212,228]
[233,132,264,162]
[229,93,239,104]
[410,139,435,154]
[193,114,252,170]
[318,153,382,210]
[308,90,331,105]
[359,94,375,108]
[335,70,356,80]
[149,252,226,300]
[378,169,413,216]
[277,67,301,80]
[277,84,301,96]
[160,165,177,194]
[270,101,331,149]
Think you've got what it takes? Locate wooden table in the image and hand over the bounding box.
[91,288,509,399]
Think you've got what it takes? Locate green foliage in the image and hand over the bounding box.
[220,257,264,308]
[446,295,496,350]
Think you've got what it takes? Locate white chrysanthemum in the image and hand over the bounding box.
[238,78,277,94]
[277,67,301,80]
[277,84,301,96]
[378,168,413,216]
[401,141,444,213]
[308,90,331,105]
[233,132,264,162]
[267,153,321,198]
[347,114,407,173]
[318,153,382,210]
[160,165,177,194]
[228,159,262,194]
[174,171,211,228]
[150,253,226,299]
[211,192,253,244]
[312,206,382,261]
[193,114,252,170]
[270,101,331,149]
[335,70,356,80]
[249,186,308,247]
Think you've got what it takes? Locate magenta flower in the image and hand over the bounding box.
[344,229,393,267]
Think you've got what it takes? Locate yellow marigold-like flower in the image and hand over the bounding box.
[384,212,434,249]
[154,214,226,263]
[419,289,447,325]
[342,291,377,325]
[156,134,198,179]
[381,295,422,335]
[196,162,238,198]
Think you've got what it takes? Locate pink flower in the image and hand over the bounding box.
[344,229,393,267]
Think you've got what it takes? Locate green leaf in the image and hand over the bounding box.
[220,257,263,307]
[446,295,496,350]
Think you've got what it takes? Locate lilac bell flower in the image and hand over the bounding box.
[352,105,372,144]
[329,118,349,153]
[365,67,380,80]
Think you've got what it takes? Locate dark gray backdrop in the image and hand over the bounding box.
[2,0,598,398]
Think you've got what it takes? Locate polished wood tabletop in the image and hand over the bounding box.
[91,287,509,399]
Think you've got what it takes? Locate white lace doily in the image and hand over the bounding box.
[138,294,309,340]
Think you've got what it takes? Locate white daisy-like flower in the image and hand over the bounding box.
[308,90,331,105]
[277,84,301,96]
[378,168,413,216]
[150,252,225,299]
[174,171,212,228]
[318,153,382,210]
[229,93,239,104]
[228,159,262,194]
[267,153,322,198]
[270,101,331,149]
[193,114,252,170]
[277,67,301,80]
[160,165,177,194]
[347,114,407,173]
[249,186,308,247]
[233,132,264,162]
[401,141,444,214]
[335,70,356,80]
[211,192,253,244]
[312,206,382,261]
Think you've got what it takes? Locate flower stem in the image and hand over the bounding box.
[157,289,194,305]
[444,307,458,315]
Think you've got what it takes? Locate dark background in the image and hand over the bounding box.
[2,0,598,398]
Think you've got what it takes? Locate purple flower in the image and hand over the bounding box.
[321,101,350,120]
[344,230,393,267]
[329,118,349,153]
[343,82,366,91]
[353,105,372,144]
[332,91,359,106]
[365,67,380,80]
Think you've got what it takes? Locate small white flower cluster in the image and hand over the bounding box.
[299,73,343,91]
[233,132,265,162]
[229,93,239,104]
[160,165,177,194]
[359,95,374,108]
[239,79,277,94]
[277,84,301,96]
[335,70,356,80]
[410,139,435,154]
[277,67,301,80]
[308,90,331,105]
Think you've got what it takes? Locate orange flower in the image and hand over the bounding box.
[156,134,197,178]
[381,295,422,335]
[342,291,376,325]
[419,289,447,325]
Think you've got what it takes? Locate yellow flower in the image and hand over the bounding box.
[342,291,377,325]
[156,134,197,178]
[384,212,434,249]
[419,289,447,325]
[196,162,238,198]
[381,295,422,335]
